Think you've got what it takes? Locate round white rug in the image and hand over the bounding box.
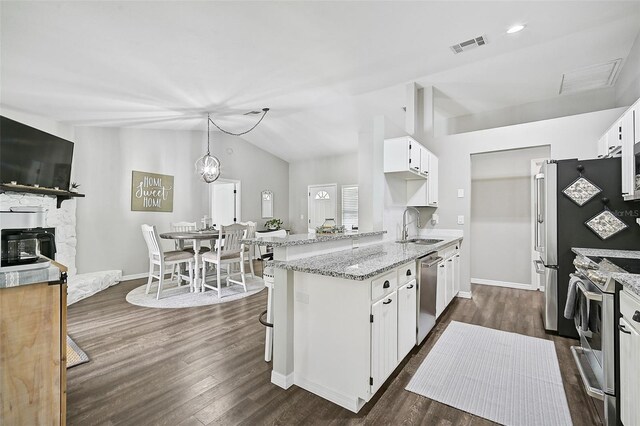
[126,276,266,308]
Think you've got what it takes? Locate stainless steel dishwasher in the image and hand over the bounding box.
[417,253,442,344]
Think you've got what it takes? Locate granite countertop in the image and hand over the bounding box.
[242,230,386,247]
[274,237,462,280]
[0,264,63,289]
[572,247,640,297]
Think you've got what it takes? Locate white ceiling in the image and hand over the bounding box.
[1,1,639,162]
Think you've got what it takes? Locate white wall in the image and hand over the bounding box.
[288,152,358,234]
[73,127,288,276]
[421,107,627,295]
[616,30,640,107]
[470,146,550,285]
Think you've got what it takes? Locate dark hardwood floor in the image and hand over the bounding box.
[67,271,602,425]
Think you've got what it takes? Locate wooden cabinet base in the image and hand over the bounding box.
[1,282,67,425]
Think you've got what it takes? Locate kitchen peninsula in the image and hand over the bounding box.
[252,232,462,413]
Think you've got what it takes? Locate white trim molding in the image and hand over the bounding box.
[456,291,472,299]
[121,272,151,281]
[271,371,294,389]
[471,278,535,291]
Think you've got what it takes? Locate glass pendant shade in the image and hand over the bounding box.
[195,153,220,183]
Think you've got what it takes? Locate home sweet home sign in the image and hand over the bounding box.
[131,170,174,212]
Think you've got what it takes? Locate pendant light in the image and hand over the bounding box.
[195,113,221,183]
[195,108,269,184]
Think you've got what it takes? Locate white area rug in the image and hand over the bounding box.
[406,321,573,426]
[126,275,265,308]
[68,270,122,305]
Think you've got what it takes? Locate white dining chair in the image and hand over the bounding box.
[239,221,257,277]
[255,229,287,261]
[169,221,210,281]
[141,224,194,299]
[201,224,248,298]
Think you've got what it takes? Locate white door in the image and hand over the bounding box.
[308,184,337,230]
[445,257,455,305]
[370,292,398,393]
[397,281,417,361]
[211,181,238,227]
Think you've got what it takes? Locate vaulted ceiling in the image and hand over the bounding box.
[1,1,639,161]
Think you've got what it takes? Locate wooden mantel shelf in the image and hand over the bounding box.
[0,184,85,208]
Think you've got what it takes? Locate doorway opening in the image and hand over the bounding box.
[470,146,550,291]
[210,178,241,227]
[308,184,337,232]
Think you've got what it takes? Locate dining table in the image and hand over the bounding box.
[159,230,219,292]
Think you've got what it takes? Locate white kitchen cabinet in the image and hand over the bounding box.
[621,109,636,199]
[445,256,455,305]
[453,252,461,295]
[619,290,640,426]
[436,260,446,318]
[428,154,439,206]
[419,145,430,176]
[397,280,417,361]
[597,133,608,158]
[634,105,640,145]
[384,136,422,178]
[370,291,398,393]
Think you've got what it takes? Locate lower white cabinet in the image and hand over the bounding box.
[453,252,461,295]
[619,290,640,426]
[445,256,455,305]
[435,244,462,318]
[397,280,417,361]
[436,260,446,318]
[370,291,398,393]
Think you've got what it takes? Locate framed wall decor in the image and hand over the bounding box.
[131,170,174,212]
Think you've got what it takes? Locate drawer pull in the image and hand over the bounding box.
[633,311,640,323]
[383,280,390,288]
[406,269,412,276]
[406,284,414,289]
[383,298,392,305]
[619,324,631,335]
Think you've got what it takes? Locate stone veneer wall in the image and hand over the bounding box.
[0,192,77,276]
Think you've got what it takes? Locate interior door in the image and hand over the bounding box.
[211,182,237,226]
[308,184,337,230]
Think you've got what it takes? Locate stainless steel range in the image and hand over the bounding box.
[571,253,640,426]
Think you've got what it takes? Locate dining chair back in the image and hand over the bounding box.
[219,223,246,256]
[170,221,197,249]
[200,224,248,298]
[239,221,257,277]
[255,229,287,260]
[141,224,194,299]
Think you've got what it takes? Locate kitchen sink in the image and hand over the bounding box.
[399,238,443,245]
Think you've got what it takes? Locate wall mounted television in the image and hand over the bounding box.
[0,116,74,190]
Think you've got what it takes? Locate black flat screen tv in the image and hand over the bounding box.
[0,116,74,190]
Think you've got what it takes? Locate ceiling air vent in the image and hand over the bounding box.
[450,36,487,54]
[559,59,622,94]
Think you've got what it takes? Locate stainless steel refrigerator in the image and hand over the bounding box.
[534,157,640,338]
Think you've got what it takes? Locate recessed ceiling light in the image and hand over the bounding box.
[507,24,526,34]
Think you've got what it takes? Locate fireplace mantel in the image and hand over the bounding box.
[0,184,85,208]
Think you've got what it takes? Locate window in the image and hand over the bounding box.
[315,190,330,200]
[341,185,358,230]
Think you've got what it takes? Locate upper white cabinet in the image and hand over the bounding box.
[384,136,439,207]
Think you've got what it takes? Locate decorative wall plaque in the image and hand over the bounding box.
[562,176,601,206]
[585,210,628,240]
[131,170,174,212]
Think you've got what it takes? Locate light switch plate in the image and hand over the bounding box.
[457,189,464,198]
[300,214,304,220]
[457,215,464,225]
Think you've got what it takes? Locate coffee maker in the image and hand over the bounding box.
[1,207,55,272]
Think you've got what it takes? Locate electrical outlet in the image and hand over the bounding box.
[457,189,464,198]
[300,214,304,220]
[457,215,464,225]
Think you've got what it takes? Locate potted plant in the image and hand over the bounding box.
[70,182,80,193]
[265,218,283,230]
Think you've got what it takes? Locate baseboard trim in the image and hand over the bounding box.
[271,371,294,389]
[456,291,472,299]
[294,375,365,413]
[471,278,536,291]
[121,272,149,281]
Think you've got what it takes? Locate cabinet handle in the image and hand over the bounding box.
[439,264,444,268]
[406,269,412,276]
[406,284,414,289]
[383,299,392,305]
[633,311,640,323]
[383,280,390,288]
[619,324,632,335]
[448,259,453,262]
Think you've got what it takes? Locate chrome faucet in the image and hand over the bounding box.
[402,207,421,241]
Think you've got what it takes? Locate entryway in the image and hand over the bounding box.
[470,146,550,291]
[210,178,241,227]
[307,183,337,231]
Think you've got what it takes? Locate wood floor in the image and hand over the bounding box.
[67,272,603,425]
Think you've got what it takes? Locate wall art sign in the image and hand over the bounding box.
[131,170,174,212]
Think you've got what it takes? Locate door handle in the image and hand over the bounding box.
[619,324,631,335]
[406,284,414,289]
[576,281,603,302]
[383,298,392,305]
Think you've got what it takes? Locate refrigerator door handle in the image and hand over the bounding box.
[533,260,545,275]
[534,173,545,251]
